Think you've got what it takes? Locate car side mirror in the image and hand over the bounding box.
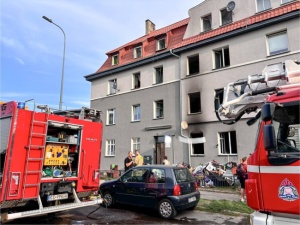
[261,103,275,122]
[263,124,277,151]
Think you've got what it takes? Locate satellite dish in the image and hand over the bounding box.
[181,121,188,130]
[226,1,235,12]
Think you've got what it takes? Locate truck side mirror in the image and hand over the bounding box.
[263,124,277,151]
[261,103,275,122]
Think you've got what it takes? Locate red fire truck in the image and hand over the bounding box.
[215,60,300,225]
[0,100,103,222]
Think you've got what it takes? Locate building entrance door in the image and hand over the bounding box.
[154,136,165,164]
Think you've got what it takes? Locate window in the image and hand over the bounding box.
[202,14,212,32]
[215,88,224,107]
[188,92,201,114]
[218,131,237,155]
[107,109,116,125]
[147,168,166,183]
[191,132,204,155]
[132,104,141,121]
[282,0,293,3]
[256,0,271,12]
[220,8,232,26]
[108,79,117,95]
[134,46,142,58]
[133,72,141,89]
[154,100,163,119]
[106,139,115,156]
[121,168,148,183]
[154,66,163,84]
[188,55,200,75]
[213,46,230,69]
[131,137,140,152]
[157,38,166,50]
[267,31,288,56]
[112,54,118,65]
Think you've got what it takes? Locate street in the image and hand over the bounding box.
[6,191,249,225]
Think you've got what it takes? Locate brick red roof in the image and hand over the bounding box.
[174,1,300,49]
[96,18,189,73]
[96,1,299,74]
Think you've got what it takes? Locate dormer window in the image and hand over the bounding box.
[202,14,212,32]
[157,38,166,51]
[220,8,232,26]
[112,54,118,65]
[134,46,142,58]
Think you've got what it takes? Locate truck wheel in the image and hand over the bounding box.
[103,191,114,207]
[158,199,177,219]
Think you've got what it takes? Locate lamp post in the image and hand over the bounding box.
[42,16,66,111]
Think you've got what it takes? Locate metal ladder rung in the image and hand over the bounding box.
[27,158,44,161]
[24,184,39,187]
[27,145,44,149]
[31,133,46,136]
[25,170,42,173]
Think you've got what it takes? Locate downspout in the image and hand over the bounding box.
[170,49,189,165]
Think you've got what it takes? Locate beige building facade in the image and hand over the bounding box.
[85,0,300,170]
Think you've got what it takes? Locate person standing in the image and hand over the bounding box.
[237,157,248,202]
[134,150,143,166]
[162,156,170,165]
[124,151,134,171]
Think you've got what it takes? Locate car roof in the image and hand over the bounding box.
[134,165,186,169]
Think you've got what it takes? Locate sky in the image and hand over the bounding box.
[1,0,203,110]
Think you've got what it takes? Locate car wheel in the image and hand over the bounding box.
[103,191,114,207]
[158,199,177,219]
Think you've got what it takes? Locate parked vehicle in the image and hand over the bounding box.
[0,100,103,222]
[214,60,300,225]
[99,165,200,219]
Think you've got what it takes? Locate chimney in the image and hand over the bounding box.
[145,19,155,35]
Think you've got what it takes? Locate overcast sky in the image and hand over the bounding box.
[1,0,203,110]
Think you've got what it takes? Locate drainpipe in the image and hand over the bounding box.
[170,49,190,165]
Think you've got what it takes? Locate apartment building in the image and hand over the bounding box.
[85,0,300,170]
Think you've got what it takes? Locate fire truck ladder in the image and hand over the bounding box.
[22,102,50,199]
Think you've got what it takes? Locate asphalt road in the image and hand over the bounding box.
[6,190,249,225]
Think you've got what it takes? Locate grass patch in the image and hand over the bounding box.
[197,199,254,216]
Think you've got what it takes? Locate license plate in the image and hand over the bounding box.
[188,196,196,203]
[47,193,68,201]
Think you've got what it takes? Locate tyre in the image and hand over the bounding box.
[103,191,114,207]
[158,199,177,219]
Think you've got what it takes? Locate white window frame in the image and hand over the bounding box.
[107,109,116,125]
[220,8,232,26]
[154,100,164,119]
[132,104,141,122]
[213,46,230,69]
[134,46,142,58]
[281,0,293,4]
[154,66,163,84]
[131,137,140,152]
[256,0,271,12]
[218,131,237,155]
[157,38,166,51]
[112,54,118,65]
[266,30,288,56]
[201,14,212,32]
[106,139,115,156]
[132,72,141,89]
[108,79,117,95]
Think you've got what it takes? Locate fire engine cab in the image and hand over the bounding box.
[0,100,103,222]
[215,60,300,225]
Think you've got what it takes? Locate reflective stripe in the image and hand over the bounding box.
[248,165,300,174]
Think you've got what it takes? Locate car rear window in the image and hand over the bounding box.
[173,168,194,183]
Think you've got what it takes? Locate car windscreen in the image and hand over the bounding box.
[173,168,194,183]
